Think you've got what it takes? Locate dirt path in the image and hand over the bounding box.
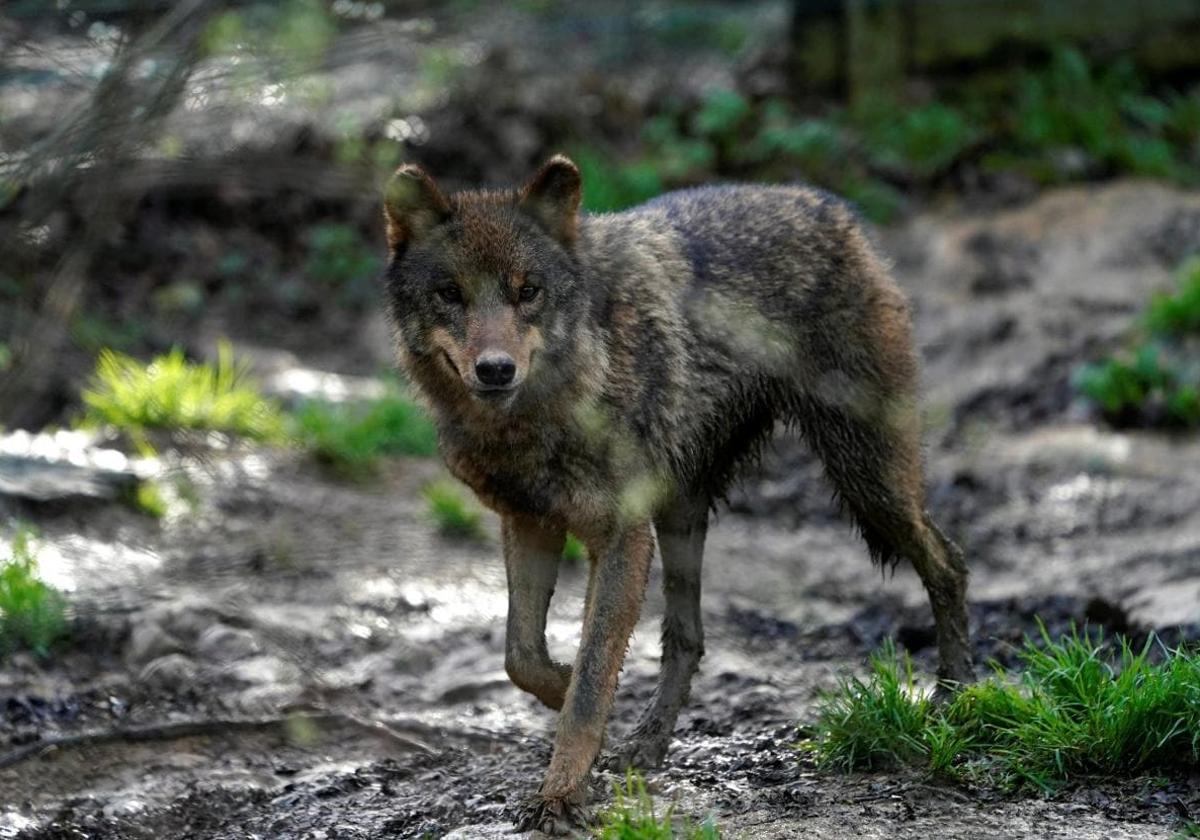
[2,181,1199,838]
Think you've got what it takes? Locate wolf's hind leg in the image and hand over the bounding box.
[503,516,572,710]
[605,495,708,771]
[799,397,974,689]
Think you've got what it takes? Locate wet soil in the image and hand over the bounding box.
[1,180,1198,838]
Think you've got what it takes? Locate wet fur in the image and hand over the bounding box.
[383,158,973,833]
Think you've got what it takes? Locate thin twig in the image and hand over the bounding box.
[0,711,445,770]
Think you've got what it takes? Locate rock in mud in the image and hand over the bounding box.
[966,231,1037,295]
[139,653,200,690]
[225,655,302,687]
[196,625,262,662]
[0,430,141,505]
[125,622,187,668]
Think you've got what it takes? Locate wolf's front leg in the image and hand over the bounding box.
[503,516,572,710]
[514,522,653,835]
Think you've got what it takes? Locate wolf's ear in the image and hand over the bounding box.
[518,155,582,247]
[384,164,451,252]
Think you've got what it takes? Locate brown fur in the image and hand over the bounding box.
[381,156,973,833]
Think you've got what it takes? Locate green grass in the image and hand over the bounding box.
[423,479,485,540]
[303,222,381,306]
[1076,256,1200,429]
[807,629,1200,792]
[0,526,69,659]
[79,345,438,474]
[290,386,437,479]
[1146,256,1200,337]
[593,772,720,840]
[562,532,587,563]
[80,344,285,447]
[129,480,169,519]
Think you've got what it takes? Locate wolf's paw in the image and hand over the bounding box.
[933,658,975,704]
[512,792,592,836]
[602,736,670,772]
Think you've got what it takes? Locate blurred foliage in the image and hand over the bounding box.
[80,343,286,449]
[561,532,587,563]
[575,47,1200,223]
[423,479,485,540]
[593,771,721,839]
[987,48,1200,183]
[303,223,383,306]
[129,480,169,519]
[639,5,747,57]
[202,0,336,74]
[575,149,665,215]
[290,383,437,479]
[0,526,69,660]
[1077,256,1200,429]
[71,314,148,355]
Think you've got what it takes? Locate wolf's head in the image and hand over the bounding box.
[382,155,586,412]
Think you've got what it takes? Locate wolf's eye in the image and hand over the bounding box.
[437,285,463,305]
[518,285,540,303]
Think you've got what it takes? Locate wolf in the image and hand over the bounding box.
[381,155,972,833]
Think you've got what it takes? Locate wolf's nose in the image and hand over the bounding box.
[475,353,516,387]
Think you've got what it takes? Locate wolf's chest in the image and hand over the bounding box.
[441,432,615,527]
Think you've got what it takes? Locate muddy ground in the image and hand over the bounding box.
[0,180,1198,839]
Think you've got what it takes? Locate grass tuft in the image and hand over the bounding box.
[81,343,284,446]
[129,480,169,518]
[593,772,720,840]
[423,479,485,540]
[290,385,437,478]
[807,626,1200,792]
[0,526,69,659]
[806,638,932,772]
[562,532,587,563]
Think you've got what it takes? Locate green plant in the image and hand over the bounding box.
[692,89,752,145]
[1003,47,1197,182]
[303,223,381,305]
[1146,257,1200,337]
[640,6,747,56]
[806,638,932,772]
[423,479,485,540]
[290,386,437,479]
[746,103,844,174]
[562,533,587,563]
[807,626,1200,792]
[130,480,169,519]
[71,313,147,354]
[574,148,665,214]
[853,100,976,178]
[1076,256,1200,429]
[593,772,720,840]
[1075,342,1199,428]
[80,344,285,447]
[0,526,69,659]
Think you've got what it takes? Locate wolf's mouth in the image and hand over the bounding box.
[472,385,518,402]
